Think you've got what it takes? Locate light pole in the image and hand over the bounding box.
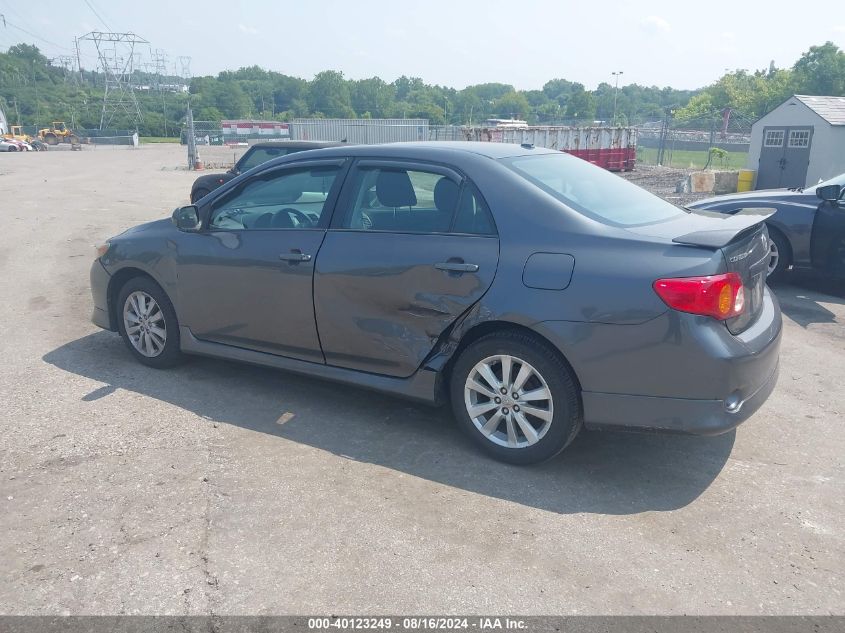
[612,70,624,125]
[444,96,448,126]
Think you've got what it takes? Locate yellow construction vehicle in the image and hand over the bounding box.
[37,122,79,145]
[4,125,33,142]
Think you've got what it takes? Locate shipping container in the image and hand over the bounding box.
[221,120,290,139]
[466,126,637,171]
[290,119,429,144]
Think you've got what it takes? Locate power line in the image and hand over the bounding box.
[82,0,112,31]
[2,18,76,52]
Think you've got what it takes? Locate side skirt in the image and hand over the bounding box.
[179,327,441,405]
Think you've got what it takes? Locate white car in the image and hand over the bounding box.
[0,139,22,152]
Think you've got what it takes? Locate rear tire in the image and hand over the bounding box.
[450,331,582,465]
[44,133,58,146]
[766,228,790,283]
[117,276,185,369]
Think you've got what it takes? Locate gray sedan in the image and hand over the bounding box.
[90,142,781,464]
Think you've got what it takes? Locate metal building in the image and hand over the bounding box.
[748,95,845,189]
[290,119,428,144]
[0,107,7,135]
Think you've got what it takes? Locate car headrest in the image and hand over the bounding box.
[433,178,460,213]
[376,170,417,208]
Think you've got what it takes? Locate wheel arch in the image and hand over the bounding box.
[438,319,583,395]
[106,267,164,331]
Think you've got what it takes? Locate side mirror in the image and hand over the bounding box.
[816,184,842,202]
[172,205,201,231]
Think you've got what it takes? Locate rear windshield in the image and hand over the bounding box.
[502,153,684,227]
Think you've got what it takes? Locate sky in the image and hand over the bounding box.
[1,0,843,91]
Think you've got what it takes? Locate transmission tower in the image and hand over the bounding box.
[51,56,80,84]
[150,49,168,91]
[175,56,192,88]
[79,31,149,129]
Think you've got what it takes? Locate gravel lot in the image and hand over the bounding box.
[0,145,843,615]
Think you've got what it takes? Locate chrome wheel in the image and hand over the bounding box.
[766,240,779,277]
[464,354,554,449]
[123,291,166,357]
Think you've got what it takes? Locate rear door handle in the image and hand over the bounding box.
[435,262,479,273]
[279,252,312,262]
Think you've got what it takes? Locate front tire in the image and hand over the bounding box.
[450,331,582,465]
[766,228,790,282]
[117,276,185,368]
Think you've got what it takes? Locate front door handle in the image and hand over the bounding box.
[279,251,312,262]
[435,262,479,273]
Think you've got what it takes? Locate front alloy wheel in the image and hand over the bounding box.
[766,239,779,277]
[123,291,167,357]
[117,276,184,368]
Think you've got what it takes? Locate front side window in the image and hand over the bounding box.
[503,153,683,227]
[209,166,340,230]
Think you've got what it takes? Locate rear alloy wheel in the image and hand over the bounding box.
[117,277,185,368]
[450,331,582,464]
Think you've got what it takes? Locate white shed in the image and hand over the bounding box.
[0,107,7,135]
[747,95,845,189]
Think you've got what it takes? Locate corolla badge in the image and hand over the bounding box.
[729,233,768,263]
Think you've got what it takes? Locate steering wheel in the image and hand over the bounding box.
[281,207,313,227]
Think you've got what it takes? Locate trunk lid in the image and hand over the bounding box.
[629,208,774,334]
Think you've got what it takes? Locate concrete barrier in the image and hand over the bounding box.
[676,170,739,195]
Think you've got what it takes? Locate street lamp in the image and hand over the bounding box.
[612,70,624,125]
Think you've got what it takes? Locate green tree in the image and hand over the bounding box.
[309,70,355,117]
[566,85,597,121]
[792,42,845,95]
[492,91,531,120]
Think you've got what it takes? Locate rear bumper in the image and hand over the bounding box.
[534,286,782,435]
[90,260,114,331]
[582,357,779,435]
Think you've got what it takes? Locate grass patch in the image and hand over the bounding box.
[140,137,180,144]
[638,147,748,170]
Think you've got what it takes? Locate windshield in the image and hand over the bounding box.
[502,153,684,227]
[814,172,845,189]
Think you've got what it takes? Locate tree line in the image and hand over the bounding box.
[1,41,843,137]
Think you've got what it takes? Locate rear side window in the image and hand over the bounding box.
[341,166,497,236]
[453,183,496,235]
[342,167,457,233]
[503,153,683,227]
[238,147,287,172]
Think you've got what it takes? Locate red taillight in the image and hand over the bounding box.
[653,273,745,320]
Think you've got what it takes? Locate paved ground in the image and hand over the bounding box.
[0,145,843,615]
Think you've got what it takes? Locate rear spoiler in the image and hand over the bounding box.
[672,208,776,249]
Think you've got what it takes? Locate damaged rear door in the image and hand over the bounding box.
[313,160,499,378]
